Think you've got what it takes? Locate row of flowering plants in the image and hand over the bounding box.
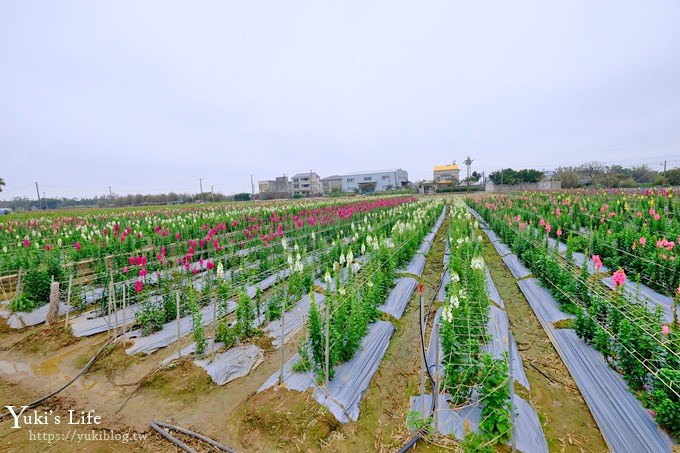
[124,196,424,340]
[473,189,680,296]
[296,198,445,382]
[468,195,680,438]
[439,197,511,445]
[1,196,417,314]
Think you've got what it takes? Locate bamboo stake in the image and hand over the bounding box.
[65,274,72,329]
[176,290,181,360]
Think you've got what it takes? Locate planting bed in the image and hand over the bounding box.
[2,193,664,451]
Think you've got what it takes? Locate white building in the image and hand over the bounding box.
[341,169,409,193]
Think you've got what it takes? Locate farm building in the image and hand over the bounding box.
[341,169,409,193]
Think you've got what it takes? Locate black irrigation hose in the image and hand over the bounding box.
[150,420,236,453]
[0,334,118,422]
[398,240,448,453]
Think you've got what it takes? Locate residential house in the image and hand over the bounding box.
[433,163,460,185]
[291,172,322,197]
[320,175,342,195]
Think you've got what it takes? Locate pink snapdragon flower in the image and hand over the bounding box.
[612,269,626,287]
[592,255,603,270]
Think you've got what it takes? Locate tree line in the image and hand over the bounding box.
[0,191,254,211]
[554,162,679,188]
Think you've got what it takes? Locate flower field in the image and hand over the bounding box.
[2,192,679,451]
[469,188,680,443]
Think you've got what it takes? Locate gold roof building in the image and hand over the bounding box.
[433,163,460,184]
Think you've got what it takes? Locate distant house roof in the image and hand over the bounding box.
[292,172,319,179]
[320,175,342,181]
[434,164,459,171]
[343,169,403,177]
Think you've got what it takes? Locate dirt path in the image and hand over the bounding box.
[1,203,608,452]
[482,239,608,452]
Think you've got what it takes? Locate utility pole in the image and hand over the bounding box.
[35,182,42,210]
[199,178,203,201]
[663,160,667,185]
[211,185,214,202]
[500,169,504,192]
[42,192,46,210]
[464,156,474,192]
[250,174,255,201]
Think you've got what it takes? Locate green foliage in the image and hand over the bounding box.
[478,354,512,443]
[651,368,680,437]
[461,432,495,453]
[11,254,64,312]
[306,294,331,382]
[215,319,236,349]
[136,301,166,336]
[236,290,254,338]
[405,410,431,433]
[488,168,544,185]
[190,300,207,357]
[233,193,251,201]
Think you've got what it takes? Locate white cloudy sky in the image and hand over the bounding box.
[1,1,679,199]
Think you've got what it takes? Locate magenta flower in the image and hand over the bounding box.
[23,239,30,247]
[45,244,50,251]
[123,266,129,273]
[612,269,626,287]
[75,241,81,251]
[557,228,562,237]
[139,269,147,277]
[135,280,143,293]
[206,261,215,270]
[662,325,670,335]
[654,214,661,221]
[192,268,198,275]
[639,237,647,246]
[592,255,602,270]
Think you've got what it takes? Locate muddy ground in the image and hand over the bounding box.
[1,201,608,452]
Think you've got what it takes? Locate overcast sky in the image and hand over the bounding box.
[1,1,679,199]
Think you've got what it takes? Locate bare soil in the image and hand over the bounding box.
[0,203,612,452]
[482,238,608,452]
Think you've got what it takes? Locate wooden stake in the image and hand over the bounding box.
[65,274,72,329]
[212,289,217,355]
[176,290,181,359]
[111,272,119,338]
[122,284,127,343]
[420,292,425,420]
[279,301,285,385]
[325,300,330,389]
[46,281,60,326]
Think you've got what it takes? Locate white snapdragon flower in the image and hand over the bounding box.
[450,295,460,309]
[470,256,485,270]
[451,272,460,283]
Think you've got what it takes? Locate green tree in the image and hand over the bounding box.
[0,177,5,192]
[233,193,251,201]
[665,168,680,186]
[556,170,581,188]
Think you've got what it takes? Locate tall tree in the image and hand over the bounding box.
[0,177,5,192]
